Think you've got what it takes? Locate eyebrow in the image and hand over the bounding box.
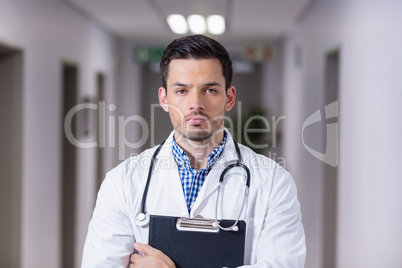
[170,82,189,87]
[169,82,223,88]
[203,82,222,87]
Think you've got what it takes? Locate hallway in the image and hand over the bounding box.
[0,0,401,267]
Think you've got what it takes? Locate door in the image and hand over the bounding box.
[0,44,23,267]
[323,49,340,268]
[61,63,79,268]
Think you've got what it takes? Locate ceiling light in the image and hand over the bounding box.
[167,14,188,34]
[187,14,206,34]
[207,15,225,35]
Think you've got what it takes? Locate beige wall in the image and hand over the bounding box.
[283,0,402,267]
[0,0,116,267]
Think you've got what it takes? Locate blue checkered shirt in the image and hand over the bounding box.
[172,132,228,213]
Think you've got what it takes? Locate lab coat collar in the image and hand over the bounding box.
[155,129,239,217]
[153,132,188,215]
[191,131,239,215]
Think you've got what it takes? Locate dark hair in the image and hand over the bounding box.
[160,34,233,91]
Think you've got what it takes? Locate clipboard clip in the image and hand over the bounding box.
[176,215,220,233]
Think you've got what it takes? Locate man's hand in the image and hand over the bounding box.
[129,242,176,268]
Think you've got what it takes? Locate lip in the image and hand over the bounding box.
[186,117,207,125]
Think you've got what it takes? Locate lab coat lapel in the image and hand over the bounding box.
[150,133,189,216]
[191,133,238,214]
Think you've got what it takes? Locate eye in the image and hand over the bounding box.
[176,89,187,95]
[206,88,218,94]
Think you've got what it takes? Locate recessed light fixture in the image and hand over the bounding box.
[167,14,225,35]
[207,15,225,35]
[187,14,207,34]
[167,14,188,34]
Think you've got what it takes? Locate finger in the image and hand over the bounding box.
[130,253,146,267]
[134,242,160,256]
[130,253,137,263]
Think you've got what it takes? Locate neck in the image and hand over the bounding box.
[175,130,224,170]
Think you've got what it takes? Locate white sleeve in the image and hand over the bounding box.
[81,171,135,268]
[240,172,306,268]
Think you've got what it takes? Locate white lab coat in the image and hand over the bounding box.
[82,131,306,267]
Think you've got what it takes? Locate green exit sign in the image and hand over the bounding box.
[133,46,165,64]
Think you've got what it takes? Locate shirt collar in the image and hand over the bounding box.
[172,131,228,170]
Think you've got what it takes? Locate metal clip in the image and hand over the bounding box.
[176,215,219,233]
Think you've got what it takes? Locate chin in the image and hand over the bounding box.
[182,129,212,142]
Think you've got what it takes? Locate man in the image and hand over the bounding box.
[82,34,306,267]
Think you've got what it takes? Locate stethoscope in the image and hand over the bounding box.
[135,137,251,232]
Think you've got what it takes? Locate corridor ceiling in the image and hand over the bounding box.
[66,0,314,43]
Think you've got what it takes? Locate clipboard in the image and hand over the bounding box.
[148,215,246,268]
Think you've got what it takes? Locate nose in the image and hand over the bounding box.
[188,91,205,111]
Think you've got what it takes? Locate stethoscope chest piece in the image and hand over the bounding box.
[135,212,150,227]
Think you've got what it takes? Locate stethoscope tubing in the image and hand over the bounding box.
[137,137,250,232]
[140,141,165,215]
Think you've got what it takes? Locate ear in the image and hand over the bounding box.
[225,86,236,111]
[158,87,169,112]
